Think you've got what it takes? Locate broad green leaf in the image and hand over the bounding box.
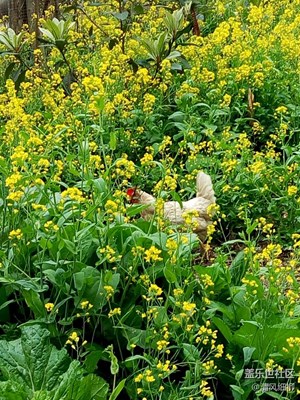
[163,264,177,283]
[235,369,244,382]
[0,381,28,400]
[243,347,256,365]
[182,344,200,362]
[0,325,108,400]
[112,11,129,21]
[166,50,181,60]
[21,289,45,319]
[212,316,233,342]
[126,204,151,217]
[39,28,56,43]
[230,384,244,395]
[230,251,248,286]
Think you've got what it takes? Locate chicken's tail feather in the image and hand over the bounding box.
[196,172,216,203]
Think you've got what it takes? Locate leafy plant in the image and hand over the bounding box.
[39,17,76,84]
[0,28,25,53]
[0,324,109,400]
[39,18,75,52]
[0,28,31,87]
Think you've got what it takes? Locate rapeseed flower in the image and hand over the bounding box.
[45,303,54,312]
[8,229,23,240]
[144,246,163,263]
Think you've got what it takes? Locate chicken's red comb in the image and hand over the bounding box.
[127,188,136,197]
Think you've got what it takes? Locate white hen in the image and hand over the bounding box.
[127,172,216,240]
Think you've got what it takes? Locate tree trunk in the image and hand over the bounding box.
[26,0,34,26]
[0,0,9,18]
[8,0,27,31]
[6,0,61,32]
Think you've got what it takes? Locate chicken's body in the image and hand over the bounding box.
[128,172,216,240]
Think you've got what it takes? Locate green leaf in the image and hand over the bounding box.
[163,264,177,283]
[132,4,144,15]
[170,190,183,208]
[112,11,129,21]
[126,204,151,217]
[212,316,233,342]
[182,344,200,362]
[73,267,105,310]
[230,384,244,395]
[166,50,181,60]
[57,372,108,400]
[78,139,90,162]
[84,349,104,373]
[4,62,16,80]
[109,379,126,400]
[0,381,28,400]
[230,251,248,286]
[110,131,117,150]
[104,345,119,375]
[235,369,244,382]
[121,325,149,349]
[0,325,108,400]
[39,27,56,43]
[243,347,256,365]
[157,32,167,55]
[264,392,289,399]
[39,18,75,50]
[21,289,46,319]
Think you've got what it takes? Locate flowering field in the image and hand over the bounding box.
[1,0,300,399]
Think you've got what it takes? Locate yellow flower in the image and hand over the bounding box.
[45,303,54,312]
[248,160,265,174]
[275,106,288,114]
[156,340,169,351]
[144,246,163,263]
[220,93,231,107]
[80,300,93,310]
[166,238,178,252]
[105,200,119,215]
[8,229,23,240]
[288,185,298,196]
[143,93,156,113]
[140,152,153,165]
[44,221,59,232]
[261,243,282,260]
[145,375,155,382]
[114,156,136,179]
[61,187,85,202]
[66,331,80,347]
[134,374,143,383]
[108,308,121,318]
[173,288,183,297]
[104,285,114,299]
[215,344,224,358]
[5,172,22,189]
[37,158,50,168]
[182,301,196,315]
[6,190,24,202]
[200,380,213,397]
[148,284,163,297]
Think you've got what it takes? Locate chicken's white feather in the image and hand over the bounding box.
[130,172,216,240]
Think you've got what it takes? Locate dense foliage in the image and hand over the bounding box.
[1,0,300,399]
